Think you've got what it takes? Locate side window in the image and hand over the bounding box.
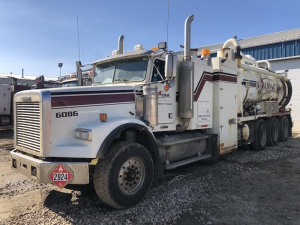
[152,59,165,82]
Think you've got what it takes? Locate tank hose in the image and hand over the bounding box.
[281,79,292,108]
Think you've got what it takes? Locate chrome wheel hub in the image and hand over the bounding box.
[118,157,145,195]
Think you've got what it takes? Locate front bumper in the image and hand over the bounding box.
[11,150,89,185]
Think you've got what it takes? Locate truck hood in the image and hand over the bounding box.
[15,85,139,108]
[50,85,137,108]
[48,84,137,94]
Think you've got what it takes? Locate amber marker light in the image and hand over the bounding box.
[164,84,170,91]
[151,46,159,51]
[100,113,107,122]
[201,49,210,57]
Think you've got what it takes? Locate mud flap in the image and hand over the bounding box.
[205,134,219,162]
[288,115,293,137]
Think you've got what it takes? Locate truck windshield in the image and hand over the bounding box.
[94,57,148,84]
[62,80,77,87]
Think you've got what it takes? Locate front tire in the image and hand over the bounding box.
[93,141,154,209]
[251,119,267,151]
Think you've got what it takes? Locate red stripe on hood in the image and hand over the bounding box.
[51,93,135,107]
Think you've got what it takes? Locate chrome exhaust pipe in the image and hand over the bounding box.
[177,15,194,132]
[118,35,124,54]
[184,15,194,61]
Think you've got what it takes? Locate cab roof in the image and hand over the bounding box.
[92,49,163,66]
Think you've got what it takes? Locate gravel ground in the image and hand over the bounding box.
[0,129,300,224]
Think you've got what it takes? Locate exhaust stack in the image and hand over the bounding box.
[183,15,194,61]
[177,14,194,132]
[118,35,124,54]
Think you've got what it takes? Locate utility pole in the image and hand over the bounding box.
[58,63,63,77]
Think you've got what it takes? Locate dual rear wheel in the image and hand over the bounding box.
[250,116,290,151]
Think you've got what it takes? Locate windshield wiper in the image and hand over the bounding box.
[114,78,128,82]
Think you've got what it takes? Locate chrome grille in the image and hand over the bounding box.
[16,102,41,152]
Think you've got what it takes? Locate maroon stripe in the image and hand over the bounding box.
[177,73,237,102]
[51,93,135,107]
[213,74,237,83]
[194,74,213,101]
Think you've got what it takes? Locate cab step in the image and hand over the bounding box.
[163,154,211,170]
[157,135,208,146]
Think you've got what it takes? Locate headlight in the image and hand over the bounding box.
[75,128,92,141]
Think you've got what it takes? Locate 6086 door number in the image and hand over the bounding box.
[56,111,78,118]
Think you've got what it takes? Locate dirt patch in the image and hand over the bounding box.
[0,129,300,224]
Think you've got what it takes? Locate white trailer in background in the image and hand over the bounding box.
[0,81,31,127]
[0,85,11,127]
[11,15,292,209]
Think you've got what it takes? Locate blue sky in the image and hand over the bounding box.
[1,0,300,78]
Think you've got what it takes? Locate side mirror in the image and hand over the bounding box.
[165,54,177,79]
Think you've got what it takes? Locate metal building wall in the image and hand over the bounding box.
[271,58,300,133]
[242,40,300,60]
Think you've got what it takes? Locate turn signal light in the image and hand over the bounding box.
[100,113,107,122]
[201,49,210,57]
[151,46,159,51]
[164,84,169,91]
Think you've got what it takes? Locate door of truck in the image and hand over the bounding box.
[151,58,176,124]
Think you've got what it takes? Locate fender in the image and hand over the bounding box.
[95,118,163,178]
[48,117,158,159]
[96,121,158,158]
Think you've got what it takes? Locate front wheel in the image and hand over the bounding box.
[93,141,154,209]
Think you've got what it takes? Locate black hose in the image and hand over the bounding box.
[281,79,292,108]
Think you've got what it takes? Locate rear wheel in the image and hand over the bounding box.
[278,116,289,142]
[93,141,154,209]
[251,119,267,151]
[266,117,279,146]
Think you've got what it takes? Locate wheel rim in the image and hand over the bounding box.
[118,157,145,195]
[259,126,267,146]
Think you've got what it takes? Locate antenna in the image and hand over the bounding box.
[96,24,98,59]
[124,16,127,53]
[82,48,84,65]
[77,16,81,61]
[167,0,170,50]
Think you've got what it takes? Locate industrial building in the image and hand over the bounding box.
[0,73,59,87]
[198,28,300,132]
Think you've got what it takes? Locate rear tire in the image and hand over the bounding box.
[266,117,279,146]
[93,141,154,209]
[251,119,267,151]
[278,116,289,142]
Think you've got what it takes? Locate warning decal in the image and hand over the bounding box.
[49,164,73,189]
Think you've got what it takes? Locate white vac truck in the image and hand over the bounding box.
[11,15,292,209]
